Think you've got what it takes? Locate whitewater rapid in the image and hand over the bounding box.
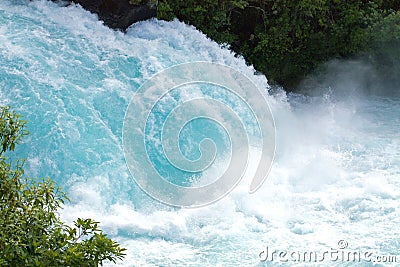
[1,1,400,266]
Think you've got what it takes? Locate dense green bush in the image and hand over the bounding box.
[158,0,400,90]
[0,106,125,266]
[158,0,245,43]
[368,9,400,84]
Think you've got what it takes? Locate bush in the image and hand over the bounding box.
[0,106,126,267]
[158,0,400,90]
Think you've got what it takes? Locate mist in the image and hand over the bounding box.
[297,51,400,99]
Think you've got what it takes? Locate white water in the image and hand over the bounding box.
[1,1,399,266]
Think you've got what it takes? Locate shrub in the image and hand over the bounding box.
[0,106,126,267]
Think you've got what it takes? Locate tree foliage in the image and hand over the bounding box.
[158,0,400,90]
[0,106,126,266]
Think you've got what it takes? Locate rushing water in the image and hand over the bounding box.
[1,1,400,266]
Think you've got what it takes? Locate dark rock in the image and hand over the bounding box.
[69,0,156,31]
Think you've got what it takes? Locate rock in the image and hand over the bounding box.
[70,0,157,31]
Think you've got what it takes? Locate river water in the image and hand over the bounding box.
[1,1,399,266]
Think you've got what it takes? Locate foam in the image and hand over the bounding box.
[1,1,400,266]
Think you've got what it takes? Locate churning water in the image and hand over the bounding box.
[1,1,400,266]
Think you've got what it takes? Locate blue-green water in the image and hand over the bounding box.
[1,1,400,266]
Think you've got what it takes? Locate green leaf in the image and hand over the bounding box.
[0,106,125,266]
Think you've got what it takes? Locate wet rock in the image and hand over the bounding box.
[70,0,157,31]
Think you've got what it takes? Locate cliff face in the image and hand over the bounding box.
[71,0,157,30]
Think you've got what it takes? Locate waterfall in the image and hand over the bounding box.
[1,1,399,266]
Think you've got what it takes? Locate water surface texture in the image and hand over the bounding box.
[1,1,400,266]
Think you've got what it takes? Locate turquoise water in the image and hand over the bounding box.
[1,1,400,266]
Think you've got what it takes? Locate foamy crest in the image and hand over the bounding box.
[1,1,400,266]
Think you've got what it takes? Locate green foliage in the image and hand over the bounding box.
[157,0,175,21]
[366,9,400,87]
[241,0,385,87]
[129,0,158,7]
[158,0,249,44]
[0,106,126,266]
[0,106,28,154]
[158,0,400,89]
[129,0,144,5]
